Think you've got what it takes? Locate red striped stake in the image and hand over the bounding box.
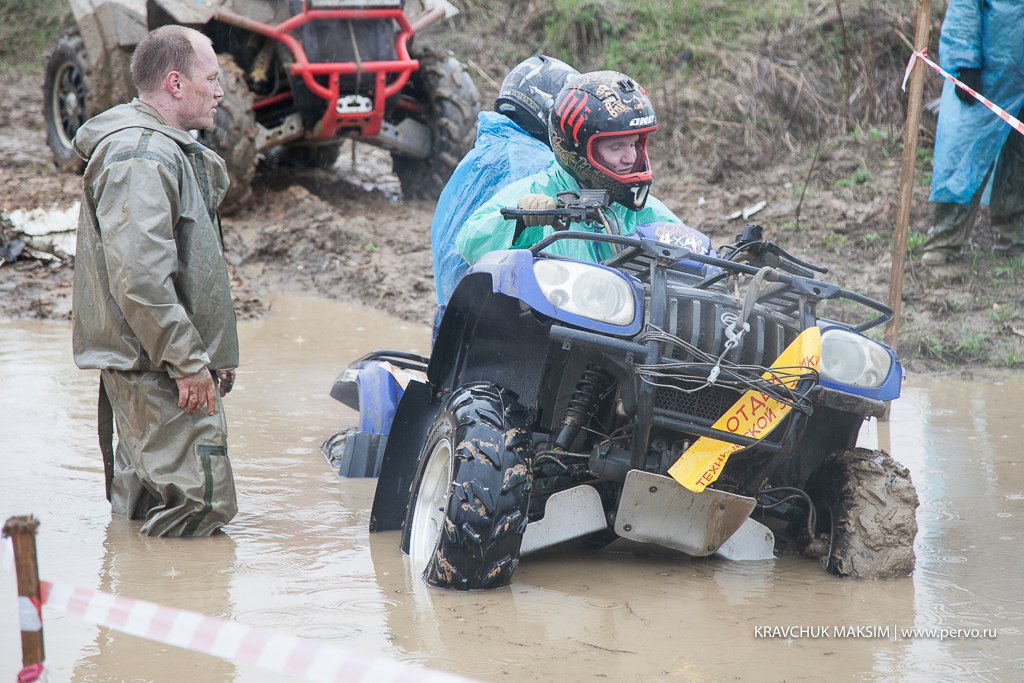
[2,516,45,683]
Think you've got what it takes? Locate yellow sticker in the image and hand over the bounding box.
[668,326,822,493]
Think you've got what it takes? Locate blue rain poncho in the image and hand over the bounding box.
[431,111,553,304]
[929,0,1024,205]
[457,163,683,264]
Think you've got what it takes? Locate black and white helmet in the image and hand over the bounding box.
[548,70,657,210]
[494,55,580,144]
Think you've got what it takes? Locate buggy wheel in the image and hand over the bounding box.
[807,448,919,578]
[202,54,257,215]
[392,46,479,199]
[43,28,106,173]
[405,383,532,589]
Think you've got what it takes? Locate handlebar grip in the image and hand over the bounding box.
[500,208,564,220]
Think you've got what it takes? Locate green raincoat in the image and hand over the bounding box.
[72,99,239,536]
[456,162,683,264]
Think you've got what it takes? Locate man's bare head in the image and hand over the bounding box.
[130,25,210,96]
[130,25,222,131]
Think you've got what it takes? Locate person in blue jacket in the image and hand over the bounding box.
[457,70,684,265]
[923,0,1024,265]
[430,55,579,307]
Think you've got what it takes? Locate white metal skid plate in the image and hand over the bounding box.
[614,470,758,557]
[715,517,776,561]
[520,485,607,556]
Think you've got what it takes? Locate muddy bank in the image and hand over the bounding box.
[2,24,1023,372]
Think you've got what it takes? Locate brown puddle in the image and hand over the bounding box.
[2,296,1022,681]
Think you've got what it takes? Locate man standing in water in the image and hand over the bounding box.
[71,25,240,536]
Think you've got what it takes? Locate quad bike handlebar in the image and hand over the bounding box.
[500,189,620,233]
[718,224,828,279]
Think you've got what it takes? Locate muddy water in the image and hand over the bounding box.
[2,296,1022,682]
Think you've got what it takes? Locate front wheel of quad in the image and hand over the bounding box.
[202,54,257,215]
[807,448,919,579]
[392,46,479,199]
[405,383,532,589]
[43,28,107,173]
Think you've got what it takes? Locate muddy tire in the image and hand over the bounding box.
[807,448,919,579]
[404,383,532,589]
[43,28,107,173]
[202,54,257,215]
[392,46,479,199]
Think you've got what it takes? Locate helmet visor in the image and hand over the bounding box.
[587,129,654,183]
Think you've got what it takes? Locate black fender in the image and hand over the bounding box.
[369,273,550,532]
[369,379,439,532]
[427,272,551,406]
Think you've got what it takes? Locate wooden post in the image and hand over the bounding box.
[2,516,45,679]
[885,0,932,349]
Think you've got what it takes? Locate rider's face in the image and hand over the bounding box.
[592,134,640,175]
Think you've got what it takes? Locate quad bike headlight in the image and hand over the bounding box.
[820,328,893,388]
[533,260,636,326]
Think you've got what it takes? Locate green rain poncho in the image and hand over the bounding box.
[456,162,683,264]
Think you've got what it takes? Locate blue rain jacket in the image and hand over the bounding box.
[431,111,553,304]
[929,0,1024,204]
[457,163,683,265]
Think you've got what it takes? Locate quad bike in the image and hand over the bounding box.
[43,0,479,212]
[323,191,919,589]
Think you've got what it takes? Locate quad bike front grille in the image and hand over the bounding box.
[649,294,801,425]
[665,295,799,367]
[652,381,743,422]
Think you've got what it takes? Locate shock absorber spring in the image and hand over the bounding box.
[555,364,615,451]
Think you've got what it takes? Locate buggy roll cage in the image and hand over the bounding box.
[211,2,418,137]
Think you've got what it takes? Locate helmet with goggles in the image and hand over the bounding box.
[548,70,656,210]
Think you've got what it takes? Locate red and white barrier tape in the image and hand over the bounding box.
[2,537,474,683]
[903,48,1024,137]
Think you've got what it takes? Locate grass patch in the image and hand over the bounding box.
[902,319,995,364]
[533,0,812,83]
[991,256,1024,286]
[905,230,927,256]
[1004,350,1024,368]
[990,304,1017,324]
[951,327,989,362]
[834,164,874,188]
[0,0,67,72]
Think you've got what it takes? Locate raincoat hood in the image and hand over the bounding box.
[74,99,198,161]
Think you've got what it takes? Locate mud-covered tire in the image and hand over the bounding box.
[43,28,107,173]
[202,54,257,215]
[807,448,919,579]
[392,46,479,199]
[404,383,532,590]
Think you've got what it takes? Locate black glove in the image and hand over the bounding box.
[954,67,981,105]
